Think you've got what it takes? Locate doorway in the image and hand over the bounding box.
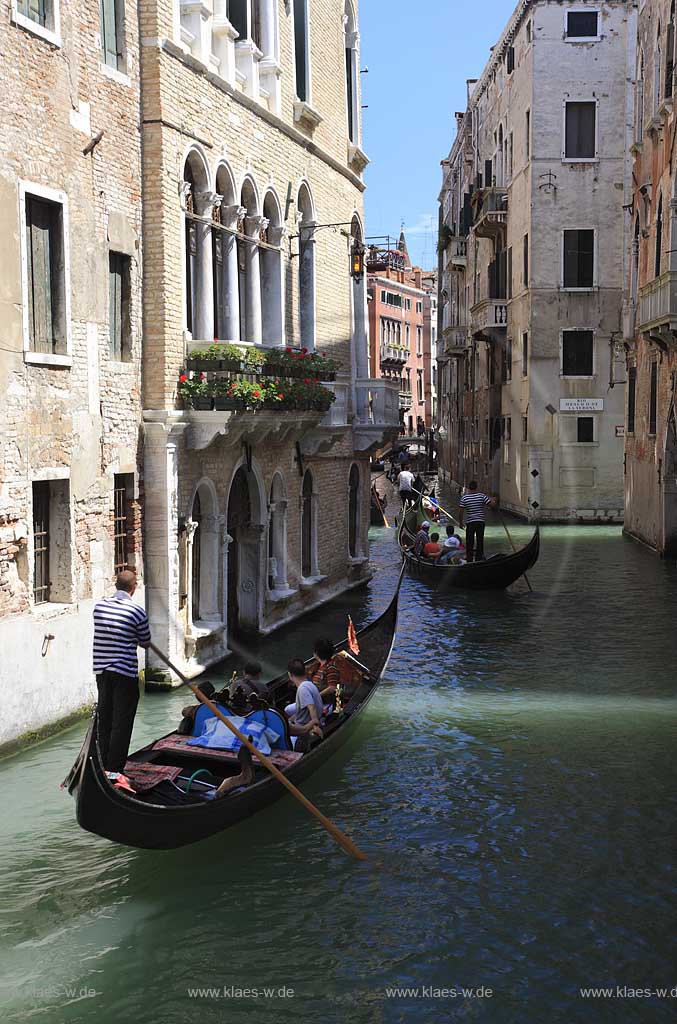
[226,465,262,634]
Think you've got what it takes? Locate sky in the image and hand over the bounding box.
[360,0,519,269]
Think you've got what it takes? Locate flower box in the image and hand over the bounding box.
[213,396,245,411]
[186,358,216,373]
[190,396,214,410]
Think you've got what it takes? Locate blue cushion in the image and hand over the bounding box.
[191,703,291,751]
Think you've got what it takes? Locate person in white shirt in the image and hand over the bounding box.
[284,659,324,739]
[397,463,416,507]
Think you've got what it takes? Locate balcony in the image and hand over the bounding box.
[399,388,412,410]
[443,325,469,354]
[380,343,408,366]
[470,298,508,335]
[638,270,677,336]
[444,236,467,270]
[472,187,508,239]
[300,381,350,456]
[354,378,401,451]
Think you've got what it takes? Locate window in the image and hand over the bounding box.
[655,194,663,279]
[348,464,360,557]
[564,101,596,159]
[562,330,594,376]
[627,366,636,433]
[506,337,512,380]
[383,290,402,308]
[666,4,675,100]
[507,247,513,299]
[577,417,594,442]
[293,0,309,102]
[649,362,658,435]
[416,326,422,355]
[522,332,528,377]
[417,370,423,402]
[113,474,133,573]
[406,323,411,349]
[507,46,515,74]
[522,415,528,442]
[566,11,599,39]
[301,470,314,578]
[416,300,423,314]
[100,0,124,71]
[344,0,358,142]
[24,192,68,355]
[636,51,645,143]
[32,478,71,605]
[523,234,529,286]
[405,298,411,310]
[525,109,530,159]
[563,230,594,288]
[12,0,61,45]
[526,20,531,44]
[109,253,131,360]
[509,132,514,179]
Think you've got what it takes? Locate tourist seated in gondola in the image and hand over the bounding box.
[411,520,430,556]
[438,525,466,564]
[284,659,324,739]
[309,638,341,701]
[214,661,266,704]
[423,532,443,560]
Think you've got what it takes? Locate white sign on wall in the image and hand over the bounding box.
[559,398,604,412]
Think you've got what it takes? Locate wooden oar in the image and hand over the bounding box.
[498,512,533,592]
[409,486,459,526]
[148,642,368,862]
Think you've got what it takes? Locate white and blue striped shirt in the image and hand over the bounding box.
[460,491,492,523]
[92,591,151,679]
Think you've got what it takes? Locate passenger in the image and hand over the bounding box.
[310,638,341,701]
[228,661,266,699]
[438,525,466,564]
[178,681,216,735]
[412,520,430,556]
[284,659,324,739]
[423,531,443,560]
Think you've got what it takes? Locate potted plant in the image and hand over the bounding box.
[213,377,244,411]
[306,350,341,381]
[216,343,247,372]
[178,373,213,410]
[241,347,266,373]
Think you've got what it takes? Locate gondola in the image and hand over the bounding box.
[398,497,539,590]
[370,482,388,526]
[64,572,403,850]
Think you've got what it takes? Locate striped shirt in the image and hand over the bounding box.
[460,491,492,523]
[93,591,151,679]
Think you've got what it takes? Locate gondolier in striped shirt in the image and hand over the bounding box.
[92,570,151,775]
[458,481,497,562]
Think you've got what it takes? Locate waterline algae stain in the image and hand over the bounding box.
[0,524,675,1023]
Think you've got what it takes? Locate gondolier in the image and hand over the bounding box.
[92,570,151,776]
[458,481,497,562]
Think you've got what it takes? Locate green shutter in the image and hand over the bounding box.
[26,198,55,353]
[19,0,46,27]
[100,0,119,69]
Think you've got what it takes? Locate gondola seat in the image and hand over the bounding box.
[191,704,292,751]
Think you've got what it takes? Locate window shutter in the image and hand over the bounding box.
[507,47,515,74]
[27,198,54,353]
[100,0,119,68]
[566,102,596,159]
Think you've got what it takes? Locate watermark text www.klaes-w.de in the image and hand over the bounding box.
[385,986,493,1000]
[187,985,294,1000]
[580,986,677,999]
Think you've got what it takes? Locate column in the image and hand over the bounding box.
[212,0,238,83]
[183,519,198,636]
[262,224,286,346]
[299,219,316,351]
[259,0,281,113]
[194,191,220,342]
[244,214,266,345]
[221,523,234,648]
[221,204,245,341]
[352,261,369,421]
[144,422,188,671]
[669,197,677,272]
[199,513,222,620]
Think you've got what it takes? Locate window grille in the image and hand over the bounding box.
[113,477,129,573]
[33,481,50,605]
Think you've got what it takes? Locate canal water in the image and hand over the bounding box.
[1,492,676,1024]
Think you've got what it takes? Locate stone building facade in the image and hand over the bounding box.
[0,0,143,745]
[623,0,677,555]
[140,0,398,677]
[437,0,635,521]
[367,232,434,434]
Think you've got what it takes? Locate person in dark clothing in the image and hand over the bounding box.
[92,571,151,775]
[458,481,497,561]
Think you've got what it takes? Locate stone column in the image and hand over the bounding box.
[221,204,245,341]
[352,252,369,421]
[199,513,222,620]
[183,519,199,636]
[669,197,677,273]
[299,219,316,351]
[262,224,287,346]
[212,0,238,83]
[244,215,266,345]
[194,191,221,342]
[221,523,234,646]
[144,421,188,671]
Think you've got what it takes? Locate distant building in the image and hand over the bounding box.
[623,0,677,556]
[437,0,634,522]
[367,231,435,435]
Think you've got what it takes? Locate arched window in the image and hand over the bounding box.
[298,183,316,350]
[182,149,213,341]
[301,470,314,578]
[631,215,640,308]
[191,491,202,621]
[655,22,662,115]
[655,193,663,279]
[348,464,360,557]
[261,190,284,346]
[268,472,288,591]
[238,177,262,344]
[344,2,358,143]
[496,125,504,186]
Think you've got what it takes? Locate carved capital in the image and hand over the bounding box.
[245,214,269,238]
[195,190,222,215]
[267,224,288,246]
[222,203,247,227]
[184,519,199,542]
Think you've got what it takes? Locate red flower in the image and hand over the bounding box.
[200,372,206,380]
[179,374,187,383]
[274,379,279,385]
[285,347,292,354]
[214,337,219,342]
[304,378,310,384]
[313,378,318,384]
[277,393,284,400]
[299,351,305,358]
[302,347,308,354]
[322,352,327,357]
[253,390,261,399]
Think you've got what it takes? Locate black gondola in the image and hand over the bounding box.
[64,573,403,850]
[398,497,539,590]
[370,483,388,526]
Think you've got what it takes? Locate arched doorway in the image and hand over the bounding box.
[301,469,315,578]
[348,463,360,557]
[191,491,202,621]
[226,465,263,635]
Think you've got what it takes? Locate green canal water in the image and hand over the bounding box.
[0,514,676,1024]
